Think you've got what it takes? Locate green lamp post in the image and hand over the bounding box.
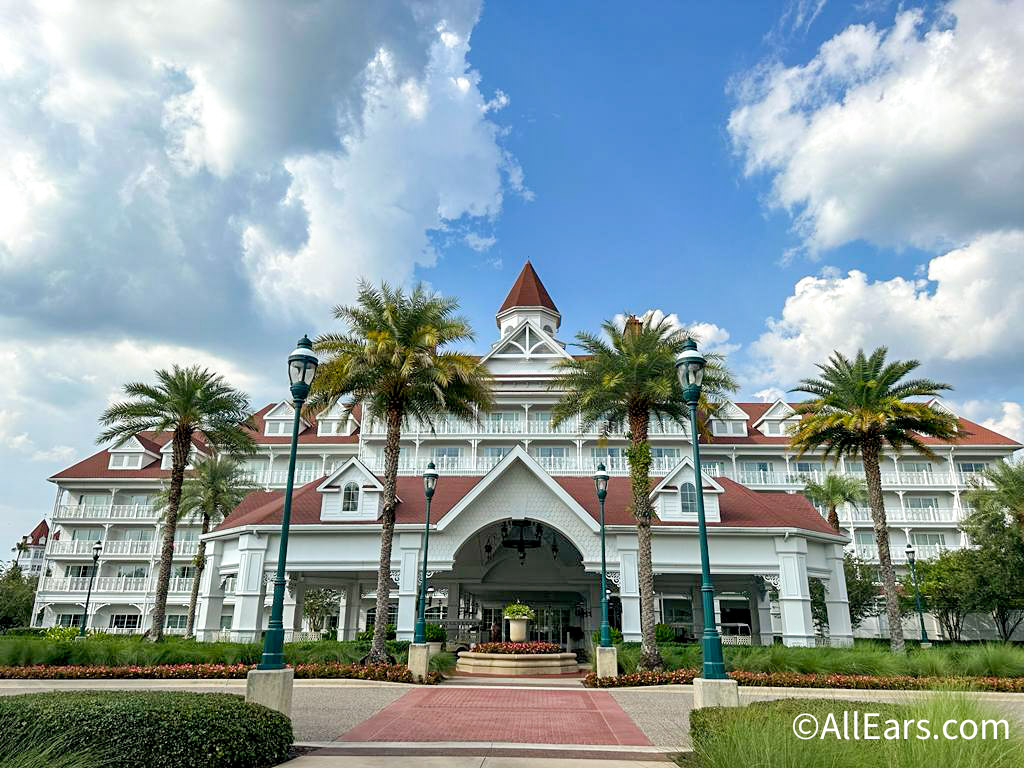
[413,461,439,645]
[258,335,318,670]
[905,543,931,648]
[593,462,612,648]
[675,338,727,680]
[79,539,102,637]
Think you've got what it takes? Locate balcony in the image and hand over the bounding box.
[39,576,149,593]
[54,504,159,522]
[362,416,686,438]
[840,507,961,526]
[104,540,156,557]
[854,544,947,562]
[359,453,687,477]
[240,468,322,487]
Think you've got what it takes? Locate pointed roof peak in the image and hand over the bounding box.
[499,261,559,315]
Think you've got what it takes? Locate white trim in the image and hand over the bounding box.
[648,456,725,497]
[481,320,572,364]
[434,445,601,533]
[262,401,312,429]
[751,399,796,427]
[317,457,384,493]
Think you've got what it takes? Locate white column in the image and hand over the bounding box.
[755,584,774,646]
[342,582,362,641]
[396,533,421,641]
[774,537,815,647]
[231,532,268,642]
[824,544,854,647]
[196,541,225,640]
[691,583,704,639]
[617,535,641,642]
[285,579,306,633]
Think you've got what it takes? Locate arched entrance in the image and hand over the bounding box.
[441,517,604,648]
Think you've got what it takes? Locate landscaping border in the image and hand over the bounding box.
[0,662,442,684]
[583,668,1024,692]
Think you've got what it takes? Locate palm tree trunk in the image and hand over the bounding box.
[628,409,663,670]
[150,428,191,641]
[368,408,402,664]
[185,513,211,638]
[826,504,840,531]
[862,444,904,652]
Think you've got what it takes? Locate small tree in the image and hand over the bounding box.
[843,553,882,630]
[961,505,1024,640]
[0,564,37,630]
[801,473,866,531]
[302,588,340,633]
[904,549,982,642]
[965,458,1024,534]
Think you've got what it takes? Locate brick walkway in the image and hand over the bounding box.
[341,688,653,746]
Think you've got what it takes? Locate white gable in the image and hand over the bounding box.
[263,401,311,435]
[649,457,722,523]
[318,458,383,521]
[752,399,796,426]
[713,400,750,420]
[927,398,957,417]
[483,321,571,362]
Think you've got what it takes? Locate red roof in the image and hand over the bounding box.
[216,472,837,536]
[705,403,1021,448]
[248,402,361,445]
[499,261,558,314]
[23,519,50,546]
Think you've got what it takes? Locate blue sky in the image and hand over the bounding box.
[1,0,1022,546]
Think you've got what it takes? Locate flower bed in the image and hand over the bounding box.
[583,667,1024,692]
[472,641,562,654]
[0,662,441,684]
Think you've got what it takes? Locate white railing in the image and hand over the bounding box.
[841,507,961,525]
[169,577,194,592]
[55,504,158,521]
[855,544,947,562]
[48,540,98,556]
[104,540,155,556]
[39,576,149,593]
[362,415,693,438]
[175,540,199,557]
[241,468,322,486]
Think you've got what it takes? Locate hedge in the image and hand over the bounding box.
[472,641,562,654]
[0,691,292,768]
[0,661,439,683]
[584,667,1024,692]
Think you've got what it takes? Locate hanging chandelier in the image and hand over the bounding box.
[501,520,544,563]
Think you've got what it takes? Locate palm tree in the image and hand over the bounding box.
[308,281,493,663]
[964,458,1024,533]
[155,456,257,637]
[801,472,866,531]
[551,314,737,670]
[789,348,958,652]
[98,366,255,641]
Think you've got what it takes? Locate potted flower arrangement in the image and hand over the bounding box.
[503,602,535,642]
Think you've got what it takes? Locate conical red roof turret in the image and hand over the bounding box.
[499,261,558,314]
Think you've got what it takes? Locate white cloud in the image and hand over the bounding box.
[749,230,1024,388]
[729,0,1024,253]
[465,233,497,252]
[611,311,740,357]
[956,400,1024,444]
[754,388,787,403]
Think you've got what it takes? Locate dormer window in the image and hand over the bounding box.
[712,420,746,436]
[680,482,698,515]
[265,421,288,436]
[109,453,142,469]
[342,482,360,512]
[318,420,345,436]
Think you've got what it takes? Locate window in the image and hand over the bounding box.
[679,482,698,515]
[116,565,148,578]
[70,528,101,541]
[265,420,287,435]
[219,613,233,630]
[56,614,82,627]
[958,462,986,474]
[535,445,566,458]
[763,422,784,435]
[120,529,153,542]
[318,419,341,435]
[651,447,679,459]
[900,461,932,474]
[109,453,141,469]
[846,461,865,474]
[78,493,108,508]
[742,461,771,474]
[342,482,360,512]
[173,565,195,579]
[542,325,554,334]
[911,533,946,547]
[795,461,823,474]
[65,565,96,578]
[701,460,724,476]
[855,531,876,546]
[108,614,141,630]
[165,615,187,629]
[126,494,151,506]
[731,421,746,435]
[175,529,198,543]
[906,497,939,509]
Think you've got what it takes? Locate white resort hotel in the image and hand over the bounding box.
[32,264,1022,645]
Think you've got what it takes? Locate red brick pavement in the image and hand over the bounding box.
[341,688,652,746]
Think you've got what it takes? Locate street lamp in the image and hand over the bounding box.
[80,540,102,637]
[414,461,439,645]
[593,463,612,647]
[905,543,931,648]
[258,335,318,670]
[675,338,727,680]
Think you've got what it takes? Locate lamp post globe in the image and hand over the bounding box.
[675,338,727,680]
[258,335,319,670]
[906,543,930,646]
[80,540,102,637]
[414,462,439,645]
[593,462,612,648]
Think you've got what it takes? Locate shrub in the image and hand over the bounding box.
[473,641,561,654]
[429,651,457,676]
[424,623,447,642]
[44,626,81,642]
[0,627,46,637]
[0,691,292,768]
[655,623,675,643]
[503,602,535,620]
[356,624,396,642]
[591,627,624,647]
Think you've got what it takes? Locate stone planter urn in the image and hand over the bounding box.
[508,618,528,642]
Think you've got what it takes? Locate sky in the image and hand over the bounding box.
[1,0,1023,546]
